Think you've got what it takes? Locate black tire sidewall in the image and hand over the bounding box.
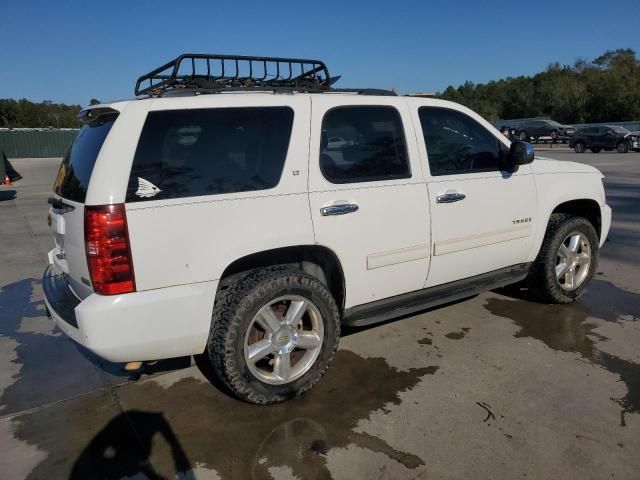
[209,268,340,404]
[617,141,629,153]
[540,216,599,302]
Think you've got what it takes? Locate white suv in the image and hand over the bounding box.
[43,55,611,404]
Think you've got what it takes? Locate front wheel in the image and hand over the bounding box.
[574,141,586,153]
[617,141,629,153]
[526,214,599,304]
[207,266,340,404]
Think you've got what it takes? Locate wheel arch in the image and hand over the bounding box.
[217,245,346,312]
[529,197,603,263]
[551,199,602,238]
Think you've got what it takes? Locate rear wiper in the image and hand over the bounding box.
[48,197,75,212]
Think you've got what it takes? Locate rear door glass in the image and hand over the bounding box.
[53,112,118,202]
[319,106,410,184]
[126,107,294,202]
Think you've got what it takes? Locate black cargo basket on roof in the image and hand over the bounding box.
[135,53,396,97]
[135,53,333,96]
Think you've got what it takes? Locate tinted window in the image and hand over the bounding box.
[609,125,630,134]
[53,112,118,202]
[419,107,505,176]
[320,106,410,184]
[127,107,294,202]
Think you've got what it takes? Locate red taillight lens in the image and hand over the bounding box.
[84,204,136,295]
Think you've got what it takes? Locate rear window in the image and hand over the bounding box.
[53,112,118,202]
[126,107,294,202]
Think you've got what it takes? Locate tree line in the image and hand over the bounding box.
[0,98,85,128]
[437,49,640,124]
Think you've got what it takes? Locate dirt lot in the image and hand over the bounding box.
[1,152,639,480]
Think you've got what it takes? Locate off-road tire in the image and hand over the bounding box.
[207,266,340,404]
[526,214,599,304]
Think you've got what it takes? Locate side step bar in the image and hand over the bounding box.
[342,263,531,327]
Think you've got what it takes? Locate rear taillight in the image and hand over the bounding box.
[84,204,136,295]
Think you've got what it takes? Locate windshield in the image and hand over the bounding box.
[609,125,630,134]
[53,112,118,202]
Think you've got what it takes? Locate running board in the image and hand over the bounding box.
[342,263,531,327]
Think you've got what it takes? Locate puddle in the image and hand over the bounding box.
[0,278,135,414]
[486,280,640,414]
[445,331,466,340]
[14,350,437,479]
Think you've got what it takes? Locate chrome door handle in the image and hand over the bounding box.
[436,192,466,204]
[320,203,359,216]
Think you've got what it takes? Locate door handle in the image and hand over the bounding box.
[320,203,359,216]
[436,192,466,204]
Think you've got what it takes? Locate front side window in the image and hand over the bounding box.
[320,106,410,184]
[419,107,505,176]
[126,107,294,202]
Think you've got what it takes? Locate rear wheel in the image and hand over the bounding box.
[574,141,586,153]
[590,147,601,153]
[527,214,599,304]
[617,141,629,153]
[207,266,340,404]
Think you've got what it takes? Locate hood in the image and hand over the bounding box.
[531,156,603,176]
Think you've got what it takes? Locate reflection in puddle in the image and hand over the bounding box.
[14,350,438,479]
[486,280,640,414]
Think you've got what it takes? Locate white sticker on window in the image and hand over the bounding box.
[135,177,161,198]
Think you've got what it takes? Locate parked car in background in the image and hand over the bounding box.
[570,125,635,153]
[627,131,640,152]
[515,119,575,142]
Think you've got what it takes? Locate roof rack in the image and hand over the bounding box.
[135,54,396,97]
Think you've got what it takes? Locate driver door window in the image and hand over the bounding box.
[418,107,505,176]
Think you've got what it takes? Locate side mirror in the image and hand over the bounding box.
[507,141,534,172]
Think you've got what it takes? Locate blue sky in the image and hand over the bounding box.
[1,0,639,106]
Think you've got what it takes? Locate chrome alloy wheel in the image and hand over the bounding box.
[556,232,592,291]
[244,295,324,385]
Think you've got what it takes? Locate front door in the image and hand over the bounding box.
[308,97,430,309]
[412,104,538,287]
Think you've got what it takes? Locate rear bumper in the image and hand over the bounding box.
[43,265,217,363]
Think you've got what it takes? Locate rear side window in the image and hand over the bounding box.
[126,107,294,202]
[419,107,504,176]
[320,106,410,184]
[53,112,118,202]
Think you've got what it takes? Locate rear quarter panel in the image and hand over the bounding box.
[123,95,314,291]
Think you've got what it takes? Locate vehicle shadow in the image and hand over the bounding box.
[69,410,192,479]
[0,189,16,201]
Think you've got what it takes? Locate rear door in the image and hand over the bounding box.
[50,109,119,299]
[412,103,537,287]
[308,96,430,309]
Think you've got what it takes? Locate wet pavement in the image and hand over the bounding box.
[1,153,639,479]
